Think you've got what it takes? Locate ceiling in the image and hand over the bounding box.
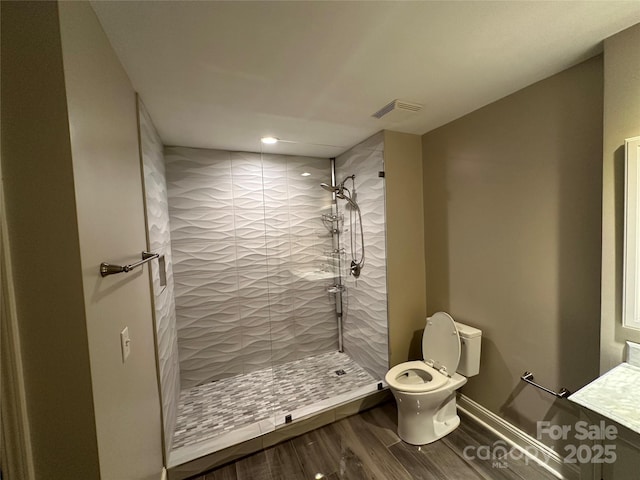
[91,1,640,157]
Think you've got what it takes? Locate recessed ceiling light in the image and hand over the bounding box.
[261,136,278,144]
[301,172,311,177]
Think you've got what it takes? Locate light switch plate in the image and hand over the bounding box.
[121,327,131,362]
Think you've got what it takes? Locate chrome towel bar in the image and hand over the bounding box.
[100,251,159,277]
[521,372,571,399]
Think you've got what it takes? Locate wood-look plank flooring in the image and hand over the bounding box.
[193,402,558,480]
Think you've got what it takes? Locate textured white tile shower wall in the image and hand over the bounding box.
[138,100,181,453]
[335,132,389,380]
[164,147,336,388]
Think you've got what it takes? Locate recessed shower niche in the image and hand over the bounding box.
[138,100,389,471]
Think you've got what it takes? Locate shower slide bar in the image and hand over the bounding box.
[100,251,159,277]
[520,372,571,399]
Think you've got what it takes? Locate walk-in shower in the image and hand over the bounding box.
[139,99,389,473]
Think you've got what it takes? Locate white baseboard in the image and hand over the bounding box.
[457,394,579,480]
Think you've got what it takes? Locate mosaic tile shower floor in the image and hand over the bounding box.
[171,351,378,451]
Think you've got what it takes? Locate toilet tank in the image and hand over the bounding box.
[455,322,482,377]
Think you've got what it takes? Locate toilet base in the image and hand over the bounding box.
[392,378,465,445]
[399,409,460,445]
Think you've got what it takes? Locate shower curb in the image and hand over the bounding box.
[167,389,391,480]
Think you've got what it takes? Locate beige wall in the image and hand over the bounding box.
[0,2,100,477]
[422,56,603,449]
[57,2,163,479]
[600,23,640,373]
[1,2,164,478]
[384,131,427,366]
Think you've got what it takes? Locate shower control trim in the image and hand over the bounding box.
[350,260,361,278]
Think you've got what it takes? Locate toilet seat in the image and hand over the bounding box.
[385,312,462,394]
[422,312,460,376]
[385,361,449,393]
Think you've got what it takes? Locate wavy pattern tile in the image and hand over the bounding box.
[165,146,336,387]
[335,132,389,380]
[138,100,181,454]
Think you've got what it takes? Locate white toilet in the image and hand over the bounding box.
[385,312,482,445]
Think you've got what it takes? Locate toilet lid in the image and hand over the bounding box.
[422,312,460,376]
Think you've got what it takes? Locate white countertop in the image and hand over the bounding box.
[569,362,640,435]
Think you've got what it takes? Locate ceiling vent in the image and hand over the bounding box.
[372,99,423,120]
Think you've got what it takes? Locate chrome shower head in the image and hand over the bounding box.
[320,182,340,193]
